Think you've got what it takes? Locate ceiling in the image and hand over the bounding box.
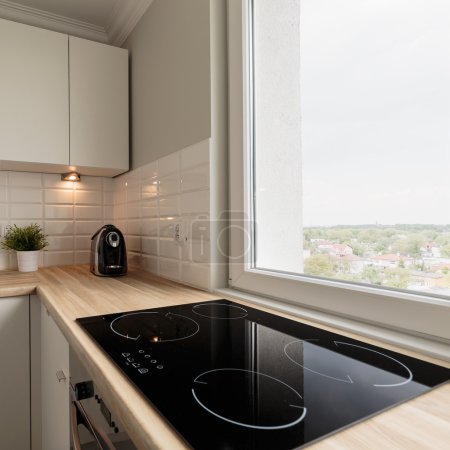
[0,0,153,46]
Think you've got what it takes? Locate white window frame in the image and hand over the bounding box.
[227,0,450,342]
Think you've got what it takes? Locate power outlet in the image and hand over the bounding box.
[174,222,185,244]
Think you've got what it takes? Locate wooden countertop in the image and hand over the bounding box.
[0,265,449,449]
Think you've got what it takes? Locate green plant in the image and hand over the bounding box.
[1,223,48,251]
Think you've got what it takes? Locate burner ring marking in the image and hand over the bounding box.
[110,311,200,342]
[192,303,248,319]
[192,368,307,430]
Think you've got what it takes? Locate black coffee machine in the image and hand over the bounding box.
[90,224,127,277]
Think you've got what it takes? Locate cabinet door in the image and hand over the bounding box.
[0,18,69,165]
[41,304,70,450]
[0,296,30,450]
[69,36,129,173]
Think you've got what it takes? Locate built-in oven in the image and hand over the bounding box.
[70,349,137,450]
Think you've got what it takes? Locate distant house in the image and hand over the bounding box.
[421,242,441,258]
[334,254,366,274]
[409,271,446,288]
[318,243,353,257]
[371,253,413,268]
[430,262,450,273]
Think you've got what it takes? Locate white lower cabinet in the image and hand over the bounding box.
[30,295,70,450]
[0,296,30,450]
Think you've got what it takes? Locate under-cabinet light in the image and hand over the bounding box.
[61,172,81,182]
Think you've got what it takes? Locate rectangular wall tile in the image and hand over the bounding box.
[10,188,42,203]
[44,189,73,204]
[159,196,180,217]
[159,257,180,281]
[141,255,158,274]
[159,239,180,259]
[181,262,210,290]
[142,237,158,256]
[44,221,74,236]
[10,204,43,219]
[159,174,180,196]
[75,221,102,235]
[44,251,74,266]
[0,186,7,203]
[75,206,102,220]
[141,219,158,237]
[45,205,73,219]
[74,190,102,205]
[8,172,42,187]
[181,190,209,215]
[47,236,75,251]
[181,164,209,192]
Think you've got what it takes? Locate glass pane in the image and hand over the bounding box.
[252,0,450,297]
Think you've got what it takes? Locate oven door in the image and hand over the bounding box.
[71,399,116,450]
[70,349,137,450]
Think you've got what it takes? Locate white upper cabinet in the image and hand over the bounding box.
[69,36,129,173]
[0,19,129,177]
[0,18,69,166]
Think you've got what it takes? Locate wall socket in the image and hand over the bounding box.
[174,222,185,244]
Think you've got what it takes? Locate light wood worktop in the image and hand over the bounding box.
[0,265,449,449]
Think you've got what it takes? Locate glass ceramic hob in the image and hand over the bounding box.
[77,300,450,449]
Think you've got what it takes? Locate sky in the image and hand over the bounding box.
[300,0,450,226]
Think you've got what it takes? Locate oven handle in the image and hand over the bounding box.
[71,400,117,450]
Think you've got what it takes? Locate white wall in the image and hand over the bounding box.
[123,0,212,168]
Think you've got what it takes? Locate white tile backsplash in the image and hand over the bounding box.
[0,138,212,290]
[0,170,110,269]
[112,138,211,290]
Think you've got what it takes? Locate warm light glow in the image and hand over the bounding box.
[61,172,81,182]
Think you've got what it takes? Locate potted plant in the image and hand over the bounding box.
[1,223,48,272]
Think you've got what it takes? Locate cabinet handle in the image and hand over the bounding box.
[56,369,67,382]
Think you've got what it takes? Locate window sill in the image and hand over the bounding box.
[214,287,450,363]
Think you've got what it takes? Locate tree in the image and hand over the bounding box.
[384,268,410,289]
[304,254,335,277]
[441,243,450,258]
[392,234,426,258]
[361,267,383,285]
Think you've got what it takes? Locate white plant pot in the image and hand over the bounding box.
[16,250,41,272]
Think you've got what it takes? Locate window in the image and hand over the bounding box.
[228,0,450,341]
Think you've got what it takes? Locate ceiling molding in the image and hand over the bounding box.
[105,0,153,47]
[0,0,107,42]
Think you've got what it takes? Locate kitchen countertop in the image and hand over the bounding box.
[0,265,449,449]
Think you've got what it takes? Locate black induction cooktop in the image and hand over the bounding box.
[77,300,450,449]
